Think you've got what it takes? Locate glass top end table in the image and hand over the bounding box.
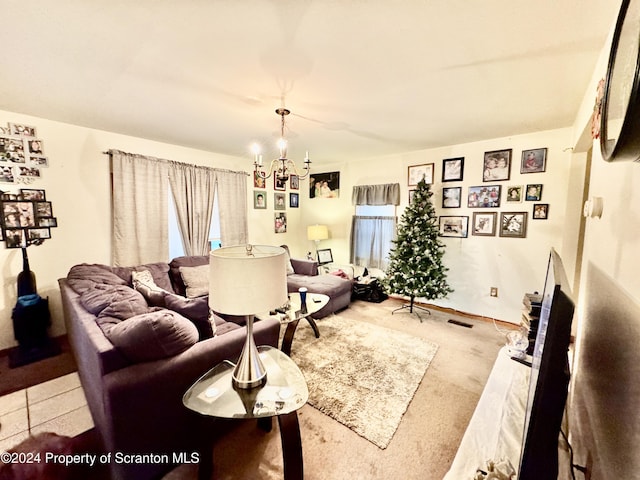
[183,346,309,480]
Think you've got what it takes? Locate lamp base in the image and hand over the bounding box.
[232,315,267,389]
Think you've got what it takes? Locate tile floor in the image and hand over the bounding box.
[0,372,94,452]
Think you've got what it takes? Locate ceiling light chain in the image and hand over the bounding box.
[253,108,311,182]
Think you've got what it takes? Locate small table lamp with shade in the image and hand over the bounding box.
[208,244,288,389]
[307,224,328,261]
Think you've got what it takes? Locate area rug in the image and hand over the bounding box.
[290,316,438,449]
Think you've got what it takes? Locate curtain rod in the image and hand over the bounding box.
[103,149,250,176]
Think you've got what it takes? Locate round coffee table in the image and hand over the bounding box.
[262,292,329,355]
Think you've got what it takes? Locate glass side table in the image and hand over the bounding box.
[183,346,309,480]
[260,292,329,355]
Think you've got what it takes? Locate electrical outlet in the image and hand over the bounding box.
[490,287,498,297]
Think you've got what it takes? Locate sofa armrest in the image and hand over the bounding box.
[290,258,318,276]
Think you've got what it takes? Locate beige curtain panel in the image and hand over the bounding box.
[111,150,169,266]
[110,149,248,265]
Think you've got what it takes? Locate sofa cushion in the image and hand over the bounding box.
[105,310,198,363]
[80,284,143,316]
[164,294,216,339]
[97,288,149,321]
[132,269,170,307]
[168,255,209,296]
[67,264,129,294]
[179,265,209,298]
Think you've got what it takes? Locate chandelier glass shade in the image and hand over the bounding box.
[253,108,311,181]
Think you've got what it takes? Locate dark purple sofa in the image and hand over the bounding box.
[58,257,280,480]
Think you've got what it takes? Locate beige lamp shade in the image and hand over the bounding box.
[209,245,288,315]
[307,224,329,241]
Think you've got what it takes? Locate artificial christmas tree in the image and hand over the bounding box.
[384,179,452,320]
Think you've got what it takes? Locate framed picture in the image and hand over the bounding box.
[442,157,464,182]
[310,171,340,198]
[38,217,57,227]
[521,148,547,173]
[4,228,25,248]
[253,190,267,209]
[408,163,434,186]
[27,139,44,155]
[274,176,286,191]
[438,216,469,238]
[0,137,25,163]
[317,248,334,265]
[409,189,416,204]
[2,201,35,227]
[274,213,287,233]
[34,201,52,218]
[27,227,50,240]
[8,123,36,137]
[17,167,40,179]
[525,184,543,201]
[290,174,299,190]
[253,172,266,189]
[472,212,497,236]
[467,185,501,208]
[274,192,286,210]
[290,192,299,208]
[506,185,524,203]
[442,187,462,208]
[0,166,15,183]
[533,203,549,219]
[483,149,512,182]
[20,188,45,201]
[28,156,48,168]
[499,212,528,238]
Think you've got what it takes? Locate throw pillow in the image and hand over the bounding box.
[132,269,170,307]
[164,294,217,339]
[179,265,209,298]
[105,310,198,363]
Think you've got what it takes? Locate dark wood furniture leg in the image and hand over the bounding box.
[306,316,320,338]
[281,319,301,355]
[278,411,304,480]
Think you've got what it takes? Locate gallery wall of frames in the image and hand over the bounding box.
[408,147,548,240]
[0,121,57,248]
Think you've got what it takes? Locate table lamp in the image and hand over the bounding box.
[209,245,288,389]
[307,224,328,258]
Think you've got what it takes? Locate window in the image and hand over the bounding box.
[168,187,221,259]
[351,204,396,270]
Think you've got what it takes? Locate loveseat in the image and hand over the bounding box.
[59,257,280,480]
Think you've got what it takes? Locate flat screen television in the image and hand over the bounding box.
[518,248,575,480]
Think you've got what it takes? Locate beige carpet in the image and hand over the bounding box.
[164,297,515,480]
[291,316,438,449]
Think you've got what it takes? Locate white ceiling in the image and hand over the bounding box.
[0,1,620,164]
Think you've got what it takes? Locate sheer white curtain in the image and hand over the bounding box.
[111,151,169,266]
[350,216,396,269]
[168,162,217,256]
[214,169,248,247]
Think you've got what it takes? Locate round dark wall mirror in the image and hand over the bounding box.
[600,0,640,162]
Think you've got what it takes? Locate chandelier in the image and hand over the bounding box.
[253,107,311,181]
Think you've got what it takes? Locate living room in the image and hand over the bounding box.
[1,2,639,479]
